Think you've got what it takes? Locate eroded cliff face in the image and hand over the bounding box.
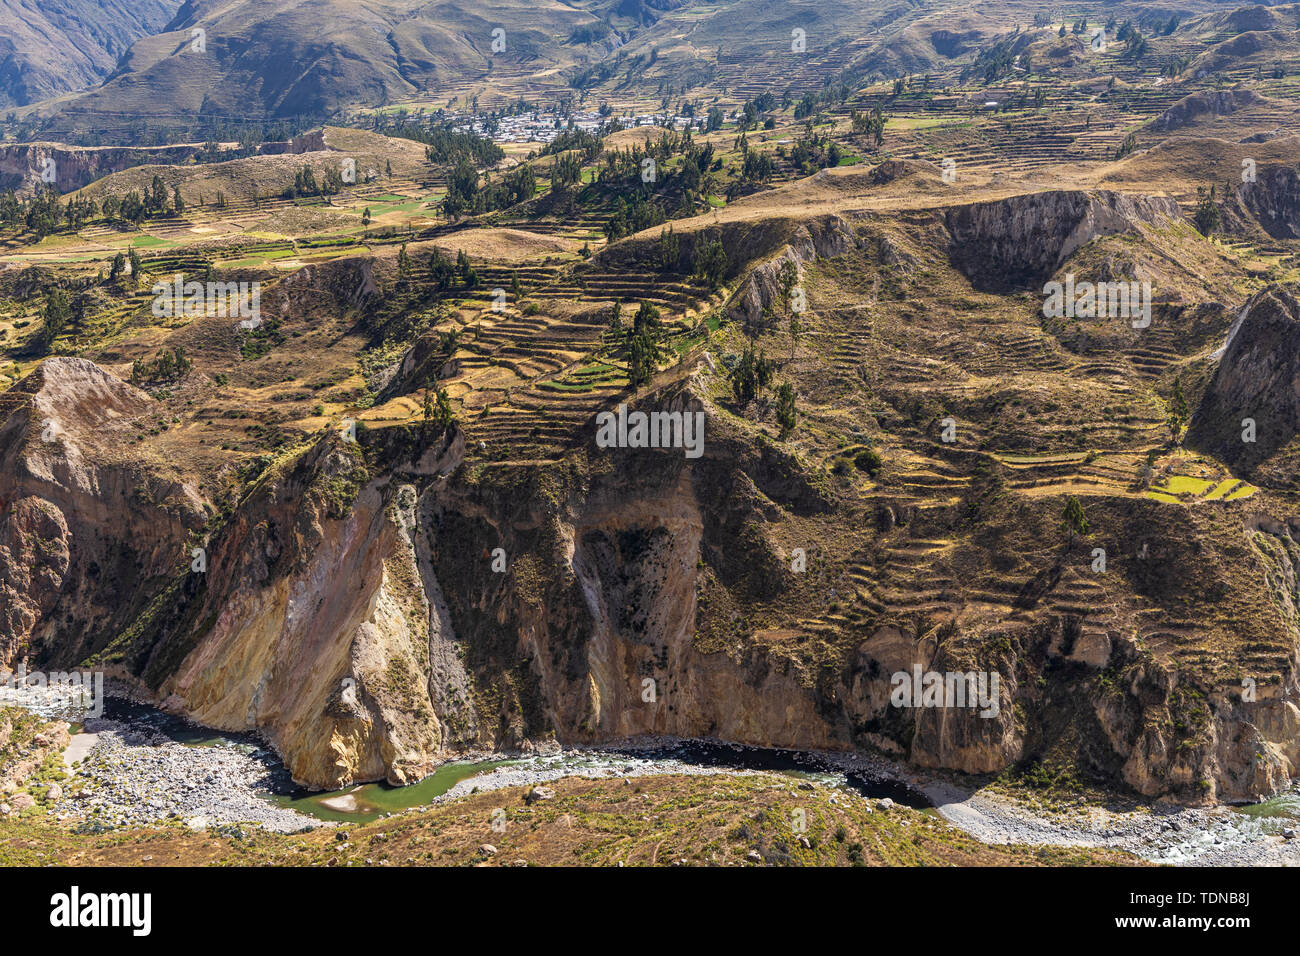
[1233,163,1300,240]
[2,356,1299,801]
[944,190,1183,291]
[5,194,1300,804]
[727,215,860,327]
[1188,283,1300,486]
[144,430,474,789]
[34,377,1272,803]
[0,358,206,665]
[0,144,205,195]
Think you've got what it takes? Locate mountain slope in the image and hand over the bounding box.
[0,0,182,107]
[29,0,608,127]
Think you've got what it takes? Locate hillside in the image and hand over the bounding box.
[0,0,181,107]
[1,0,1300,874]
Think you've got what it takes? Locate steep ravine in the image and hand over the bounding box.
[5,371,1291,803]
[4,195,1300,804]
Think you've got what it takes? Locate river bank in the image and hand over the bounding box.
[7,689,1300,864]
[920,779,1300,866]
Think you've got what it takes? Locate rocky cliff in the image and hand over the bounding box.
[3,191,1300,806]
[2,355,1291,804]
[1188,283,1300,487]
[0,143,204,195]
[0,358,206,665]
[944,190,1183,291]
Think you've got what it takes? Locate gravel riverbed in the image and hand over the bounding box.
[10,688,1300,862]
[920,779,1300,866]
[56,717,318,834]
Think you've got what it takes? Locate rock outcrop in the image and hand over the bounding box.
[1233,161,1300,240]
[1148,88,1266,132]
[944,190,1182,291]
[1188,284,1300,486]
[0,358,206,664]
[0,143,204,196]
[726,214,859,326]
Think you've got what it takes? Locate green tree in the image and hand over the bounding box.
[1168,377,1190,442]
[730,345,773,403]
[777,259,799,313]
[775,381,797,437]
[1193,185,1221,235]
[607,300,624,346]
[422,381,454,433]
[1061,495,1089,546]
[625,303,665,390]
[692,239,728,291]
[37,289,71,353]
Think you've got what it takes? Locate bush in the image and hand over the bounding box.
[853,448,883,476]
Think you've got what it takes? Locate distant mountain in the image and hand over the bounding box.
[0,0,182,107]
[29,0,613,130]
[24,0,928,138]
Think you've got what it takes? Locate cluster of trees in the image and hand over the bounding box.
[101,175,185,224]
[108,247,142,282]
[381,124,504,167]
[605,195,667,241]
[1193,184,1222,235]
[0,186,97,237]
[741,147,775,183]
[692,238,727,291]
[1,181,195,238]
[849,107,887,146]
[539,128,604,162]
[729,344,774,403]
[421,379,455,433]
[599,130,719,239]
[776,127,843,178]
[283,164,346,199]
[425,246,479,291]
[599,129,715,191]
[548,152,585,192]
[1115,21,1149,60]
[36,289,72,353]
[792,84,850,121]
[650,227,728,290]
[607,301,668,389]
[443,155,544,219]
[1114,131,1140,160]
[443,159,480,219]
[963,36,1022,84]
[130,346,192,385]
[729,343,798,436]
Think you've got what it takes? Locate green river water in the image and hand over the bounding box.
[267,760,516,823]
